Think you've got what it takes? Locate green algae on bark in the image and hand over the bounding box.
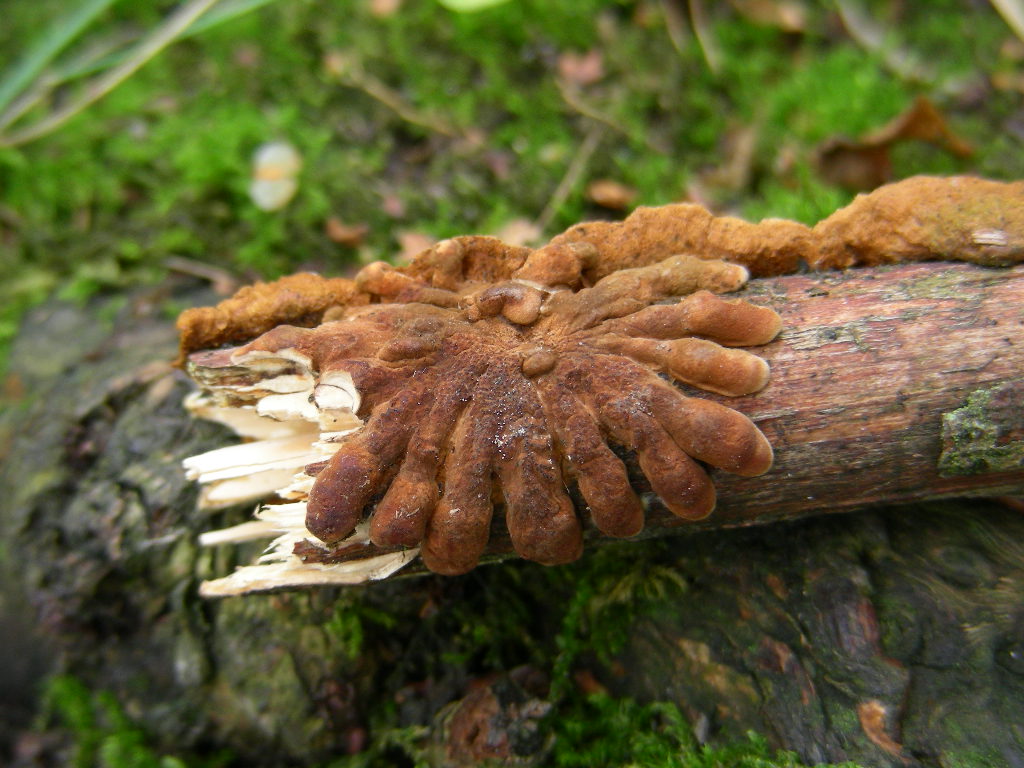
[939,382,1024,477]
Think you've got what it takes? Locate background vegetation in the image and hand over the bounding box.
[3,0,1023,372]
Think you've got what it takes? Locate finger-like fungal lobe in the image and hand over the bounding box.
[182,243,780,593]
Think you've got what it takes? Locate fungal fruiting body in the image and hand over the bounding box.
[181,176,1024,595]
[184,247,780,594]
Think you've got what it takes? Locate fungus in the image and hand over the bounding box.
[181,175,1023,595]
[184,249,779,593]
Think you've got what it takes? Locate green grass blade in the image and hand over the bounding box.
[0,0,119,115]
[0,0,224,147]
[184,0,281,35]
[435,0,513,11]
[44,0,281,88]
[990,0,1024,42]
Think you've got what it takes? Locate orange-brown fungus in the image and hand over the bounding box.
[180,175,1024,580]
[186,251,778,575]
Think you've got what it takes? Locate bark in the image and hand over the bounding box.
[658,260,1024,527]
[474,260,1024,560]
[0,264,1021,767]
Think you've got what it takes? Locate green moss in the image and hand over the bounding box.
[939,384,1024,477]
[549,541,691,679]
[40,675,231,768]
[939,748,1011,768]
[548,694,863,768]
[322,594,398,661]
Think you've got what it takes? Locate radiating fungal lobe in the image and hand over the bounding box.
[183,237,780,583]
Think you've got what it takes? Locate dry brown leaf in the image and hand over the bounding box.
[692,122,758,199]
[729,0,808,32]
[857,700,905,758]
[557,49,605,87]
[816,96,973,191]
[325,218,370,247]
[491,217,543,247]
[586,179,638,210]
[380,194,406,219]
[369,0,402,17]
[396,230,438,263]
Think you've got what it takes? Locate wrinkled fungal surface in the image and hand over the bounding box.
[180,175,1024,594]
[185,249,779,582]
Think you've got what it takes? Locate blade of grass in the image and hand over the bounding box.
[0,0,223,148]
[0,0,119,116]
[688,0,722,74]
[45,0,280,85]
[0,0,280,134]
[990,0,1024,42]
[181,0,281,35]
[0,29,138,133]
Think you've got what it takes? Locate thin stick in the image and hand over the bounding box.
[164,256,241,296]
[835,0,931,83]
[555,80,665,154]
[534,125,605,233]
[687,0,722,74]
[345,69,461,139]
[0,0,222,148]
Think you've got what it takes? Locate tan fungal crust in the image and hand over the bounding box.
[180,175,1024,591]
[811,175,1024,269]
[176,272,366,364]
[547,175,1024,278]
[176,176,1024,363]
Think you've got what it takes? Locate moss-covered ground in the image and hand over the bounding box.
[3,0,1023,765]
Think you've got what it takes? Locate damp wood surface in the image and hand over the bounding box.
[466,261,1024,563]
[691,260,1024,521]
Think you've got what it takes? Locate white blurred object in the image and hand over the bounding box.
[249,141,302,211]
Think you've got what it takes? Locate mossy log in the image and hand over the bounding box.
[0,262,1021,767]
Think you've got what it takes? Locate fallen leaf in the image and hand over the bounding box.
[816,96,973,191]
[729,0,808,32]
[573,668,608,696]
[3,372,25,402]
[380,194,406,218]
[557,49,605,87]
[857,700,904,758]
[483,149,513,180]
[492,217,542,247]
[586,178,638,210]
[396,230,437,262]
[369,0,402,16]
[692,122,758,198]
[325,218,370,247]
